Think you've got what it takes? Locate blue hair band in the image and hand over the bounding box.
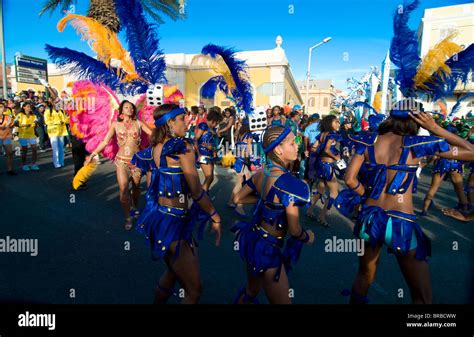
[263,127,292,154]
[154,108,185,127]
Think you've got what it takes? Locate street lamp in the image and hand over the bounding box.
[305,37,332,113]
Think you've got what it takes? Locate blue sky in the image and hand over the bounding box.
[3,0,471,89]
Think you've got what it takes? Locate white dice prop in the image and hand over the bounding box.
[249,106,268,131]
[146,84,164,106]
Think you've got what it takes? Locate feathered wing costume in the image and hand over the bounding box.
[46,0,184,188]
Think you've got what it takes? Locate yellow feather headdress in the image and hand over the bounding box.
[58,14,140,83]
[413,32,463,91]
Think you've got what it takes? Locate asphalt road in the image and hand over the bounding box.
[0,147,473,304]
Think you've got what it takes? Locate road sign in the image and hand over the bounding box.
[15,55,48,85]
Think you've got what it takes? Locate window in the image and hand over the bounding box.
[308,97,315,107]
[439,24,457,41]
[323,97,329,107]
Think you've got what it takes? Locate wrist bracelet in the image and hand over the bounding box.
[295,228,308,242]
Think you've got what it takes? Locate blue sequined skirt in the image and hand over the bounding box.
[433,158,463,175]
[316,160,334,181]
[231,221,305,281]
[354,205,431,261]
[136,203,210,261]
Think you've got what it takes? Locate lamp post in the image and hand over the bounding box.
[305,37,332,113]
[0,0,7,99]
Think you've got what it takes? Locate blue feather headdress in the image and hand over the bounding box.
[389,0,474,103]
[193,44,253,114]
[389,0,421,98]
[45,44,147,95]
[200,76,229,99]
[45,0,167,95]
[114,0,167,84]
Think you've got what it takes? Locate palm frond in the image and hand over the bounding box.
[39,0,75,16]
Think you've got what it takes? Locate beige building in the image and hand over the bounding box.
[8,36,303,110]
[297,79,336,115]
[418,3,474,115]
[165,36,303,109]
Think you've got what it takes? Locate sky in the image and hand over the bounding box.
[2,0,472,90]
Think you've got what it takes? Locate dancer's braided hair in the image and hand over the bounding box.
[263,126,289,170]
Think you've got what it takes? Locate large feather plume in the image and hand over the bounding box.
[45,44,148,95]
[389,0,421,97]
[69,80,120,160]
[58,14,139,82]
[193,44,253,113]
[114,0,167,84]
[72,160,98,190]
[200,75,229,99]
[413,33,462,91]
[424,44,474,100]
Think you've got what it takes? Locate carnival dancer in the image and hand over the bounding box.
[232,125,314,304]
[85,100,153,230]
[342,100,474,304]
[228,122,255,216]
[420,123,470,215]
[135,103,222,304]
[194,106,223,192]
[311,115,342,227]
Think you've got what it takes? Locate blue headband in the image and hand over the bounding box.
[390,109,411,118]
[154,108,185,127]
[263,127,292,154]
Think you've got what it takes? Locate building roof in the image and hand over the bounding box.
[297,79,333,90]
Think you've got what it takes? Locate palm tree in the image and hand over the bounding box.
[39,0,184,33]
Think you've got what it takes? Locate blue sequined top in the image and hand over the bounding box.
[349,133,450,200]
[197,122,218,157]
[244,169,310,230]
[316,131,342,157]
[134,138,193,203]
